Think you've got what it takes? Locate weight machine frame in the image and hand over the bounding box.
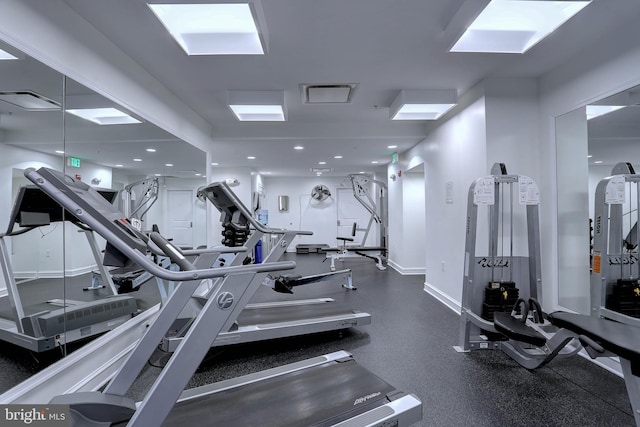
[591,162,640,327]
[454,163,580,369]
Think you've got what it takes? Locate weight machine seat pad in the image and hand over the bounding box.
[321,246,387,253]
[493,312,547,347]
[548,311,640,367]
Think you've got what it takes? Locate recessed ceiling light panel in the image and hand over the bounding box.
[586,105,626,120]
[390,90,457,120]
[66,108,141,125]
[451,0,591,54]
[228,90,286,121]
[0,49,18,60]
[229,105,285,121]
[148,3,265,55]
[393,104,456,120]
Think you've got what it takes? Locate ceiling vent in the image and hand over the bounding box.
[301,84,357,104]
[0,91,60,111]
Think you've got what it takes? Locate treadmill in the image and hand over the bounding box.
[0,185,137,352]
[159,181,371,352]
[25,166,422,426]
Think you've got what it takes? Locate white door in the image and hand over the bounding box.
[167,189,194,248]
[336,187,371,246]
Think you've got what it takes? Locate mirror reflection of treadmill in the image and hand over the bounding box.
[0,185,137,352]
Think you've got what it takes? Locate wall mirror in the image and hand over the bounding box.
[0,41,205,389]
[556,84,640,314]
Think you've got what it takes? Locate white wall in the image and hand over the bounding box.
[263,176,348,251]
[388,78,541,310]
[423,96,488,310]
[555,108,590,314]
[389,88,487,308]
[538,21,640,314]
[0,144,114,290]
[144,177,208,249]
[484,79,541,258]
[399,167,425,273]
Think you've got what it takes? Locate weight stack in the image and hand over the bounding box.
[481,281,520,322]
[606,279,640,318]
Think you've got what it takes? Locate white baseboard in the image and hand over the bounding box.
[388,260,426,275]
[14,265,96,279]
[578,352,622,378]
[423,281,461,314]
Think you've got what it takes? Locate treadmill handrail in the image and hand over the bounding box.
[181,246,246,256]
[24,167,295,281]
[92,230,294,282]
[199,182,313,236]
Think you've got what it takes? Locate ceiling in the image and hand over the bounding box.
[2,0,640,178]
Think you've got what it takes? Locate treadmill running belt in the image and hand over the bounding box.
[162,358,396,426]
[236,302,361,326]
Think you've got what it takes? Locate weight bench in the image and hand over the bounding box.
[321,239,387,271]
[321,222,387,271]
[493,308,640,425]
[547,312,640,426]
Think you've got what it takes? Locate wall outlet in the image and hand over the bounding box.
[441,261,445,271]
[45,250,51,258]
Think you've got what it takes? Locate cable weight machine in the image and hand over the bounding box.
[591,162,640,325]
[454,164,579,368]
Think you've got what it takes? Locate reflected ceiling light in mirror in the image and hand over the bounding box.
[146,148,156,152]
[390,90,457,120]
[586,105,626,120]
[0,91,60,111]
[148,3,265,55]
[211,162,219,166]
[66,108,141,125]
[165,163,174,167]
[228,91,286,121]
[0,49,17,60]
[451,0,591,54]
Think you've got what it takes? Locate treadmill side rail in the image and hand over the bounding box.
[332,393,423,427]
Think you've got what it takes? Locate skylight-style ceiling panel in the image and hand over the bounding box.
[451,0,591,54]
[148,3,265,55]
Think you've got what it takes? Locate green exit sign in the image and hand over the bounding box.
[68,157,81,168]
[391,152,398,164]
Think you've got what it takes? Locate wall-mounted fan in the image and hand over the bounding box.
[311,184,331,201]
